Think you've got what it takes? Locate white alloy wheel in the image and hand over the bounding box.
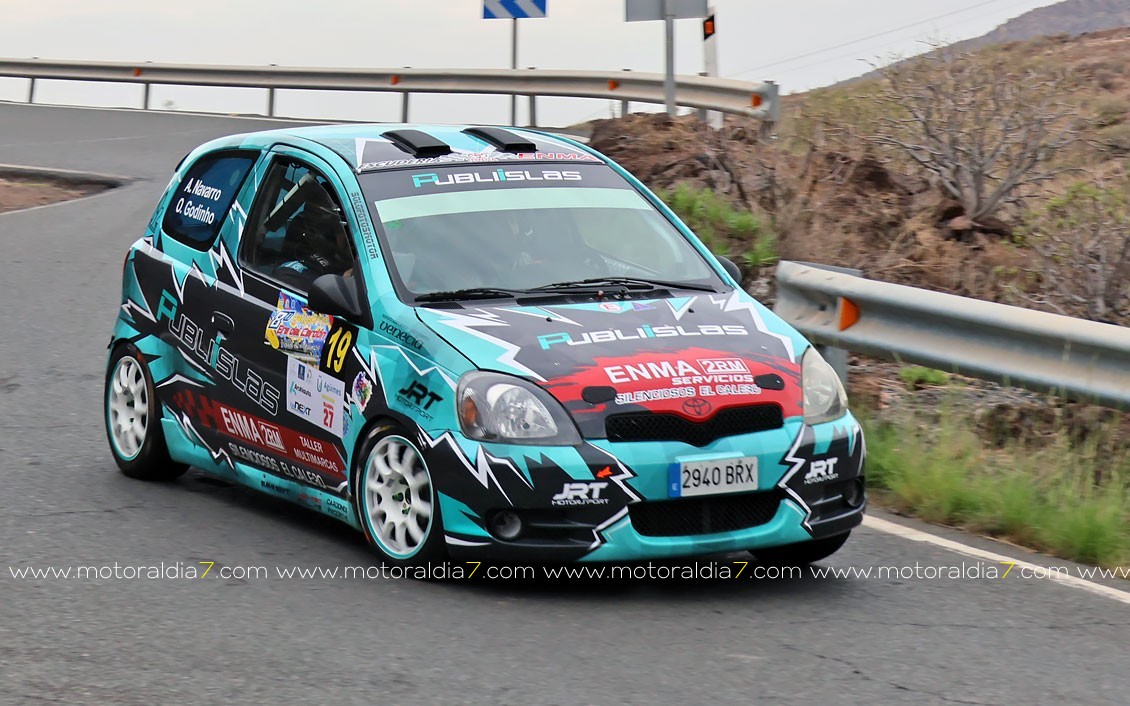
[108,355,150,460]
[362,435,435,559]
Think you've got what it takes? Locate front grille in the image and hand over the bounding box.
[605,404,784,446]
[629,491,782,537]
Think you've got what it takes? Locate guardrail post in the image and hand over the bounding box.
[267,88,275,117]
[620,69,630,117]
[697,72,708,123]
[28,77,36,104]
[527,66,537,127]
[401,91,410,123]
[785,262,861,388]
[142,82,150,110]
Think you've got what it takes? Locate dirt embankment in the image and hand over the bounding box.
[0,174,112,214]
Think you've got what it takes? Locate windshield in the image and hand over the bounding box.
[358,164,721,298]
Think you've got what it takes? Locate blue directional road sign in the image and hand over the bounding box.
[483,0,547,19]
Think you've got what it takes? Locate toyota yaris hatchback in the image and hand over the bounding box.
[105,124,865,566]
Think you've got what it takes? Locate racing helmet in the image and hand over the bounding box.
[286,189,350,272]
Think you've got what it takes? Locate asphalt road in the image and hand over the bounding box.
[1,102,1128,706]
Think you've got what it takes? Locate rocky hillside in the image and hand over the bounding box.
[589,26,1130,325]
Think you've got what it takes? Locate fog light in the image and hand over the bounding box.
[844,477,866,508]
[488,510,523,541]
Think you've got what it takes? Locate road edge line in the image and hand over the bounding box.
[862,515,1130,605]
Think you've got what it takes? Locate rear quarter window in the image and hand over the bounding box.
[162,151,257,248]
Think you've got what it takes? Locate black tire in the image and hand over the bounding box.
[751,531,851,567]
[353,423,447,567]
[104,343,187,481]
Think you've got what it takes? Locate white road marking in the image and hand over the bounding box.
[863,515,1130,606]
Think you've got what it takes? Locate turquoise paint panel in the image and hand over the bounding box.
[160,417,235,479]
[582,499,813,561]
[438,493,490,538]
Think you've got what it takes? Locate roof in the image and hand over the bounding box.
[243,123,601,173]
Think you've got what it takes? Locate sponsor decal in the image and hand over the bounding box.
[378,317,424,351]
[158,290,280,415]
[411,168,582,188]
[359,151,599,171]
[277,291,306,311]
[229,440,337,490]
[778,425,864,530]
[348,191,380,260]
[325,497,352,521]
[698,358,750,375]
[260,477,289,495]
[551,481,610,506]
[287,357,345,437]
[537,324,748,350]
[296,491,322,509]
[600,356,763,405]
[803,458,840,485]
[352,372,374,410]
[614,387,698,405]
[511,152,600,161]
[598,302,624,312]
[266,307,333,362]
[396,380,443,420]
[172,390,347,484]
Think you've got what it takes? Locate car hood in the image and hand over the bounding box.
[415,292,807,437]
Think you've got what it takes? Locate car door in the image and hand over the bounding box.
[216,146,366,499]
[138,148,276,469]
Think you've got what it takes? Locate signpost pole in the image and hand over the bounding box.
[663,0,676,116]
[484,1,545,125]
[702,6,721,128]
[511,18,518,125]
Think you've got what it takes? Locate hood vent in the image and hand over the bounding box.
[382,129,452,158]
[462,126,537,153]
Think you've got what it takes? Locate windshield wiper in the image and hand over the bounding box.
[415,287,532,303]
[531,276,717,293]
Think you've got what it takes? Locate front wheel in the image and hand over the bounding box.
[354,424,446,567]
[750,531,851,567]
[104,344,187,481]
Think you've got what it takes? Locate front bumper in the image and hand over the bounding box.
[426,414,865,562]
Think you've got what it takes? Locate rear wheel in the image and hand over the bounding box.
[354,424,446,566]
[104,344,187,481]
[751,531,851,567]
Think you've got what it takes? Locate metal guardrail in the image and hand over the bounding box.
[773,261,1130,409]
[0,58,779,125]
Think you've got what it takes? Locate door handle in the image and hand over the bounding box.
[211,312,235,335]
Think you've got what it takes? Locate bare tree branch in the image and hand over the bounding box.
[867,49,1079,225]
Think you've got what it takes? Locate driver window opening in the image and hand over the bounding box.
[241,160,358,292]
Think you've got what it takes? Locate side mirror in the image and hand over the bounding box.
[717,256,743,284]
[309,274,367,324]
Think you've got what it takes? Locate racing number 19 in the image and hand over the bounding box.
[324,327,352,374]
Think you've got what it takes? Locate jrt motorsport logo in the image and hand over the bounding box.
[397,380,443,420]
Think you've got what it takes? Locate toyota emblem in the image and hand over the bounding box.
[682,397,712,417]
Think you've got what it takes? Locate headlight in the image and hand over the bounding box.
[801,347,849,425]
[457,371,582,445]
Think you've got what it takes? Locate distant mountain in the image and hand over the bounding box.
[828,0,1130,88]
[949,0,1130,51]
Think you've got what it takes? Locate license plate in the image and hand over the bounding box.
[669,456,759,498]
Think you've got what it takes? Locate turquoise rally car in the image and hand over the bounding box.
[105,123,865,566]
